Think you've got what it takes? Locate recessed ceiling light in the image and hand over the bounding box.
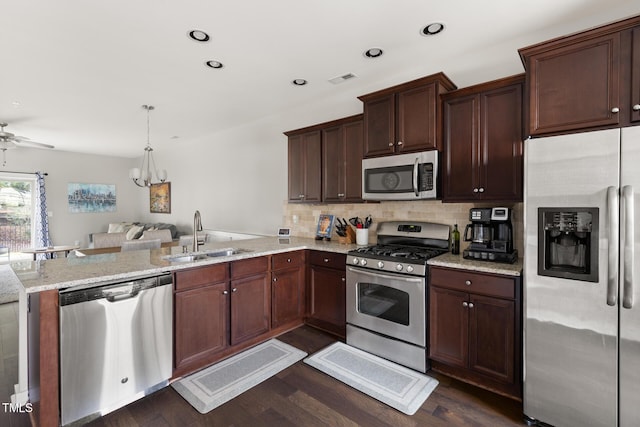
[205,60,224,69]
[364,48,384,58]
[292,79,308,86]
[188,29,210,42]
[421,23,445,36]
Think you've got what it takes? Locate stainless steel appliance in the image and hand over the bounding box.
[524,127,640,427]
[362,150,438,200]
[463,207,517,263]
[346,221,449,372]
[59,273,173,426]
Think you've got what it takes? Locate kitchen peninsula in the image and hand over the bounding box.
[12,236,356,427]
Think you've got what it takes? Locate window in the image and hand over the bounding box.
[0,174,36,261]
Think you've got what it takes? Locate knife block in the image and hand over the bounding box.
[338,226,356,244]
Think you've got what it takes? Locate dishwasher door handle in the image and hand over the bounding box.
[106,289,140,302]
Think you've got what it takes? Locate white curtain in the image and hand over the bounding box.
[34,172,51,258]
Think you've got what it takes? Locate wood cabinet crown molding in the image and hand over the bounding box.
[284,114,363,136]
[357,72,457,102]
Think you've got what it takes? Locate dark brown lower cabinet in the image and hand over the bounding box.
[429,266,521,400]
[272,251,306,328]
[174,264,230,372]
[306,251,346,338]
[230,273,271,345]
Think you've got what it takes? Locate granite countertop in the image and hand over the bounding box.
[428,252,523,276]
[12,237,357,294]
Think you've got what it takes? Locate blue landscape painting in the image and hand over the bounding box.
[68,183,117,213]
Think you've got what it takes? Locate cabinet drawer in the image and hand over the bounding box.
[231,256,269,278]
[272,251,305,270]
[175,263,229,291]
[309,251,346,270]
[430,267,515,299]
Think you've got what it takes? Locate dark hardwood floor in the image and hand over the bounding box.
[89,325,524,427]
[0,301,524,426]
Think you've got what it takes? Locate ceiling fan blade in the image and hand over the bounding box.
[13,138,55,149]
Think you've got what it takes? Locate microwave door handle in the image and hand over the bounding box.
[607,186,619,306]
[413,157,419,197]
[623,185,634,309]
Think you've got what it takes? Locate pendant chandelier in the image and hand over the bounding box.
[130,105,167,187]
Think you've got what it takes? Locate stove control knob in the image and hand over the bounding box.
[406,265,414,273]
[352,257,359,265]
[377,261,385,269]
[360,259,367,266]
[396,264,403,271]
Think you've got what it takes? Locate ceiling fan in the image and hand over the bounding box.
[0,122,55,166]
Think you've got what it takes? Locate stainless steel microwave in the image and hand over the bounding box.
[362,150,438,200]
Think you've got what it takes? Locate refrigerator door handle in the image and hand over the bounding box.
[623,185,634,309]
[607,186,619,306]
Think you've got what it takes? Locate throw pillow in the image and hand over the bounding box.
[108,222,133,233]
[126,225,144,240]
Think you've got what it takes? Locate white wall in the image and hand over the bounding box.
[137,115,289,236]
[1,147,139,247]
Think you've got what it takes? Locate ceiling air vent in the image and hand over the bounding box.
[329,73,357,85]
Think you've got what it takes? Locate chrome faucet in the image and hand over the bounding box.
[193,210,202,252]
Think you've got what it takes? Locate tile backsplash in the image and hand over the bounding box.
[283,200,524,254]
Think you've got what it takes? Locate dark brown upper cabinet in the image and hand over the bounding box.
[442,75,524,202]
[358,73,456,158]
[285,130,322,203]
[286,115,363,203]
[519,15,640,136]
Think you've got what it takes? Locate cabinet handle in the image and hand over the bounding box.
[388,142,395,147]
[468,302,474,309]
[465,280,472,286]
[462,302,469,308]
[287,258,292,263]
[611,107,620,114]
[223,290,229,295]
[473,188,479,193]
[633,104,640,111]
[478,187,485,193]
[298,194,305,199]
[337,193,345,198]
[397,141,403,146]
[324,258,330,263]
[273,277,277,282]
[232,287,238,293]
[341,277,346,282]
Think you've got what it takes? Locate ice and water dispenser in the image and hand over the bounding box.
[538,208,599,282]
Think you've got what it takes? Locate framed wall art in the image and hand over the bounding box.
[67,183,116,213]
[150,182,171,213]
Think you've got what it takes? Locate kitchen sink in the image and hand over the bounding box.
[164,248,249,263]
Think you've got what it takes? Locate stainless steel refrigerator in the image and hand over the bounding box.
[524,126,640,427]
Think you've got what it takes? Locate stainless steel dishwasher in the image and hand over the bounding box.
[59,273,173,426]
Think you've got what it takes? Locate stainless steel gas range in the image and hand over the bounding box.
[346,221,450,372]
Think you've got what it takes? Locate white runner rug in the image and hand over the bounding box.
[304,341,438,415]
[0,265,20,304]
[172,339,307,414]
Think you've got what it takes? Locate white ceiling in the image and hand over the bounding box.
[1,0,639,158]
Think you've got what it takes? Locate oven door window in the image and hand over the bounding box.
[357,282,409,325]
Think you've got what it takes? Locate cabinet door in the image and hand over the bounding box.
[288,131,322,202]
[443,94,479,201]
[468,294,515,384]
[397,83,439,152]
[272,266,305,328]
[174,282,229,370]
[480,83,523,201]
[322,126,345,203]
[230,273,271,345]
[307,265,346,338]
[363,94,395,157]
[343,120,364,202]
[526,32,621,135]
[630,26,640,123]
[429,286,468,368]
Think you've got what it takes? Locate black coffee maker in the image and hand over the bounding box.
[463,207,517,263]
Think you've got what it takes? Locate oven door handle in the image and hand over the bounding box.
[413,157,420,197]
[348,266,424,284]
